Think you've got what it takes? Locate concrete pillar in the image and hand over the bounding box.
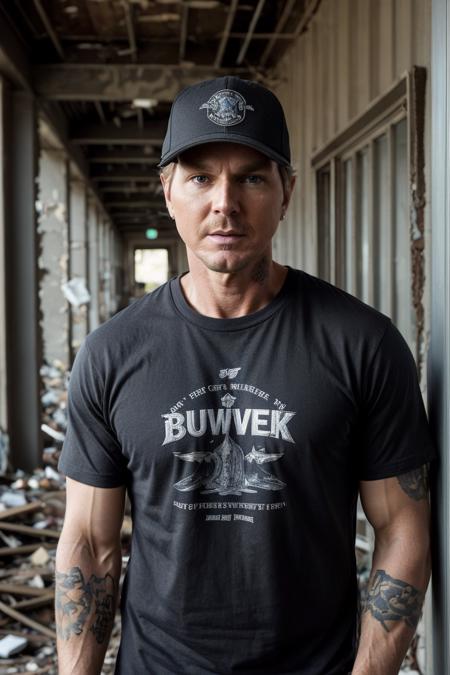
[69,179,88,354]
[37,149,70,368]
[88,199,100,331]
[3,88,42,470]
[103,222,113,319]
[98,217,105,322]
[112,230,125,311]
[0,78,9,471]
[109,228,116,314]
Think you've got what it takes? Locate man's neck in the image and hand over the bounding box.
[179,258,288,319]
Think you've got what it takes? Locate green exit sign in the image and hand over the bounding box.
[145,228,158,240]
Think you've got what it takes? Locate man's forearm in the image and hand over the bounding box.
[55,536,122,675]
[352,537,430,674]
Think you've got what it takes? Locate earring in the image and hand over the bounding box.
[280,212,286,221]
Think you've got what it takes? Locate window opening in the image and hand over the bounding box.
[134,248,169,293]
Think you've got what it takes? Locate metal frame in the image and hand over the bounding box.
[312,69,427,368]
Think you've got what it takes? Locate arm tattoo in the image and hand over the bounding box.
[364,569,424,633]
[55,566,116,644]
[397,464,429,501]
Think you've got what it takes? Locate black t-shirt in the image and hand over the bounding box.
[59,268,435,675]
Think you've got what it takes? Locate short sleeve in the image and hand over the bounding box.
[358,321,436,480]
[58,339,128,487]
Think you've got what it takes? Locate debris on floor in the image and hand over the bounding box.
[0,467,129,674]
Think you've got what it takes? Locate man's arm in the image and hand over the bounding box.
[55,477,126,675]
[352,464,431,675]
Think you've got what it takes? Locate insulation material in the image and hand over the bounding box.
[61,277,91,307]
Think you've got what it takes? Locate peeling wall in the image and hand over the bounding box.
[37,149,70,368]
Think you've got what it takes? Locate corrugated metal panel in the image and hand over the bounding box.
[273,0,431,276]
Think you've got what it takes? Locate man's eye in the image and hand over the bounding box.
[191,175,209,184]
[244,175,264,184]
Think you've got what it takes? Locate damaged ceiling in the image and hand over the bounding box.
[0,0,313,237]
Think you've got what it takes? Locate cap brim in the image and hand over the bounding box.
[158,133,291,169]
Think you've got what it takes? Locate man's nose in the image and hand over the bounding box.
[212,179,240,216]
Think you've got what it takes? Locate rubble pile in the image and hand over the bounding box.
[0,471,129,673]
[0,482,61,673]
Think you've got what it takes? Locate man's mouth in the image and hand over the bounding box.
[207,231,245,244]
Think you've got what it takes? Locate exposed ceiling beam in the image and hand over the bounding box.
[230,32,295,39]
[260,0,298,66]
[88,149,159,163]
[294,0,323,38]
[103,190,165,202]
[123,1,138,62]
[236,0,266,65]
[33,65,250,102]
[104,191,164,202]
[99,185,160,193]
[214,0,239,68]
[179,2,189,62]
[111,212,168,219]
[92,169,159,181]
[105,199,164,208]
[33,0,65,60]
[71,121,166,145]
[0,12,32,91]
[113,215,171,223]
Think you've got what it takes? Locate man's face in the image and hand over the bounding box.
[161,142,293,276]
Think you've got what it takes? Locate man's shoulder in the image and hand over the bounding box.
[84,278,174,355]
[292,268,390,332]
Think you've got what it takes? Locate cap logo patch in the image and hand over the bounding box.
[199,89,254,127]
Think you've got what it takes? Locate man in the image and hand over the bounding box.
[56,77,434,675]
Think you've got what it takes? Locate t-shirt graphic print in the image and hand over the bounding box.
[163,367,293,524]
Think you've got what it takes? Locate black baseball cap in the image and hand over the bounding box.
[158,76,291,168]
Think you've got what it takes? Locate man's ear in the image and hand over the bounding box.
[282,174,296,213]
[160,173,174,219]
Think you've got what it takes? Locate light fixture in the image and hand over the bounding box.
[146,228,158,240]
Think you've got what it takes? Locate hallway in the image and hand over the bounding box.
[0,0,449,672]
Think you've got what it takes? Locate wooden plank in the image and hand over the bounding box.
[13,592,54,611]
[214,0,239,67]
[0,501,44,521]
[0,583,51,598]
[0,522,60,539]
[0,544,53,558]
[0,600,56,639]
